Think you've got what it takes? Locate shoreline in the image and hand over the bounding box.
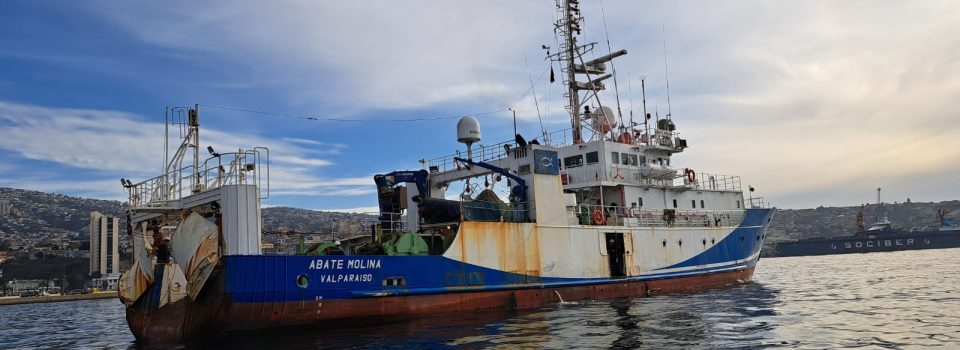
[0,292,117,306]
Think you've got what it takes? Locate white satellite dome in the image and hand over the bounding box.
[457,116,481,145]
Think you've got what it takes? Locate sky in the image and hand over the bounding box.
[0,1,958,211]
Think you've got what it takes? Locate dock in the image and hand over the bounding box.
[0,292,117,306]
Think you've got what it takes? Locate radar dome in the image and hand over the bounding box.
[592,106,616,134]
[457,116,481,145]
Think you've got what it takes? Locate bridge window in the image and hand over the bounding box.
[672,199,678,208]
[736,200,741,208]
[586,151,599,164]
[625,154,638,166]
[638,197,643,207]
[610,152,619,163]
[518,164,531,174]
[691,200,696,208]
[700,200,705,208]
[563,155,583,168]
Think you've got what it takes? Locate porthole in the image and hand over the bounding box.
[702,238,707,246]
[662,240,667,247]
[296,274,309,289]
[711,238,716,244]
[756,235,761,241]
[382,277,407,287]
[739,235,745,243]
[678,239,683,246]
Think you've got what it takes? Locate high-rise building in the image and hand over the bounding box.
[0,198,11,216]
[89,211,120,276]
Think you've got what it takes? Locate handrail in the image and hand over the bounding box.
[560,164,741,191]
[749,197,766,208]
[378,204,743,229]
[460,201,529,223]
[126,147,269,209]
[574,204,746,228]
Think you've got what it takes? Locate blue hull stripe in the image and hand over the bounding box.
[223,208,773,303]
[655,208,773,270]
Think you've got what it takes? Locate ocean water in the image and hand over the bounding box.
[2,248,959,349]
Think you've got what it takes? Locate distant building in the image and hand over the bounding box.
[6,279,50,294]
[89,211,120,277]
[0,198,10,216]
[90,275,120,291]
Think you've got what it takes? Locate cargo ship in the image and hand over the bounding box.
[773,206,960,257]
[116,1,774,343]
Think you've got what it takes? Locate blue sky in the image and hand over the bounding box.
[1,1,959,211]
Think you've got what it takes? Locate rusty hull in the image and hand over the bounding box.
[125,264,755,343]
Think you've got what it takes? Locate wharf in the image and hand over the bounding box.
[0,292,117,306]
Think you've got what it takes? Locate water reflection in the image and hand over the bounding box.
[192,282,778,350]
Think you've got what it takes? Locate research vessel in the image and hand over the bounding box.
[117,1,774,342]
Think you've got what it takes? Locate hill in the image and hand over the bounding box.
[0,187,124,239]
[0,187,375,240]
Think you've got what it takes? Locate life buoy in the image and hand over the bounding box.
[591,209,606,225]
[684,168,696,183]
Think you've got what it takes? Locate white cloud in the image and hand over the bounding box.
[15,1,960,208]
[270,188,375,197]
[271,156,332,168]
[0,101,374,202]
[87,1,552,112]
[281,137,323,146]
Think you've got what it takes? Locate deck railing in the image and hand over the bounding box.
[424,139,521,173]
[575,204,746,228]
[543,128,684,149]
[461,201,529,223]
[560,163,741,191]
[380,205,744,229]
[126,147,269,209]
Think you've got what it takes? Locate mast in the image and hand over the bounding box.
[163,105,202,196]
[163,107,169,200]
[191,104,201,193]
[856,205,865,234]
[549,0,626,144]
[641,77,648,144]
[561,0,582,144]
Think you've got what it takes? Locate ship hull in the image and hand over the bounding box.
[125,264,756,342]
[124,208,774,342]
[773,231,960,257]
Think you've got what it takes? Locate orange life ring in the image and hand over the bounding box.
[685,168,696,183]
[591,209,606,225]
